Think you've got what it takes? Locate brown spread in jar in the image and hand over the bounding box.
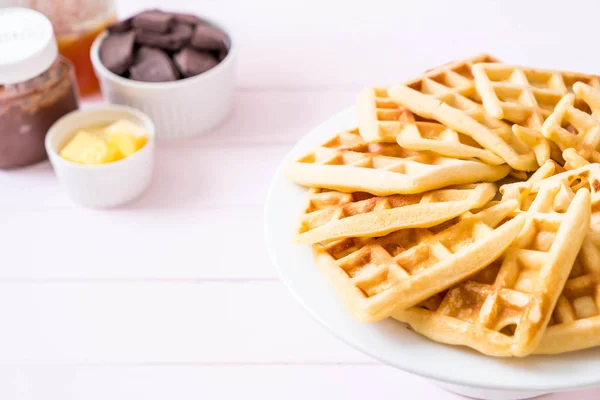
[0,57,79,169]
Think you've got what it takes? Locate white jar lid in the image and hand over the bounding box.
[0,7,58,85]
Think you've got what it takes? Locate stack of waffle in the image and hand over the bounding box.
[284,54,600,357]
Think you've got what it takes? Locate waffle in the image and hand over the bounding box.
[542,82,600,163]
[356,54,500,143]
[393,185,591,357]
[527,163,600,234]
[503,162,600,245]
[472,64,600,165]
[502,163,600,354]
[284,128,510,196]
[473,63,600,124]
[396,120,506,165]
[312,200,526,322]
[536,233,600,354]
[294,183,496,244]
[388,76,538,171]
[499,148,594,205]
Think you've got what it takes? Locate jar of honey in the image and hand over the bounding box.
[6,0,117,97]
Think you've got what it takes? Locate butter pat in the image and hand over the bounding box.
[60,131,120,164]
[105,119,149,156]
[59,119,148,165]
[105,119,148,138]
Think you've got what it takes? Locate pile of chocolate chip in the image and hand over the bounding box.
[100,9,229,82]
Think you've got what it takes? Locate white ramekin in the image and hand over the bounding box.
[90,17,236,140]
[45,105,155,208]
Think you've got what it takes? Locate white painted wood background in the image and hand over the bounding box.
[2,0,600,398]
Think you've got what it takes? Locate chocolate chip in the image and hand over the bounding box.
[107,17,132,34]
[172,12,204,26]
[135,23,193,51]
[132,9,175,33]
[100,31,136,75]
[129,47,179,82]
[135,46,166,64]
[190,24,228,51]
[174,47,218,77]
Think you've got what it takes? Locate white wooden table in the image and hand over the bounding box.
[2,1,600,398]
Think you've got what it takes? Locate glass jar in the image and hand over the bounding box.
[0,8,80,169]
[4,0,117,97]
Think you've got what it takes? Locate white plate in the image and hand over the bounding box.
[264,105,600,397]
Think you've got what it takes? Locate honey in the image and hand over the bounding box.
[57,17,116,97]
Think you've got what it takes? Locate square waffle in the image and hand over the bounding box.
[388,69,539,171]
[537,234,600,354]
[312,200,526,322]
[473,63,600,124]
[294,183,496,244]
[356,53,500,143]
[284,128,510,196]
[473,63,600,165]
[501,162,600,354]
[393,185,591,357]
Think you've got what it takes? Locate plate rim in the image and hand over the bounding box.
[263,104,600,392]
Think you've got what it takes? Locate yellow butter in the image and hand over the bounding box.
[107,140,124,162]
[105,119,147,138]
[107,133,138,157]
[60,119,148,164]
[60,131,118,164]
[105,119,148,156]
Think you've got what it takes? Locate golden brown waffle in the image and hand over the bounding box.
[396,120,505,165]
[542,82,600,163]
[388,76,538,171]
[537,233,600,354]
[356,54,500,143]
[393,185,591,357]
[472,63,600,165]
[527,162,600,196]
[294,183,497,244]
[526,163,600,238]
[312,200,526,322]
[473,63,600,124]
[284,128,510,196]
[500,162,600,354]
[499,147,595,206]
[502,162,600,245]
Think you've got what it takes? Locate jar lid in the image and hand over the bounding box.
[0,7,58,85]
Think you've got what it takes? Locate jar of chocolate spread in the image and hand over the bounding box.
[0,8,80,169]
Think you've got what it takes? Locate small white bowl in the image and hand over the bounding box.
[45,105,155,208]
[90,17,236,140]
